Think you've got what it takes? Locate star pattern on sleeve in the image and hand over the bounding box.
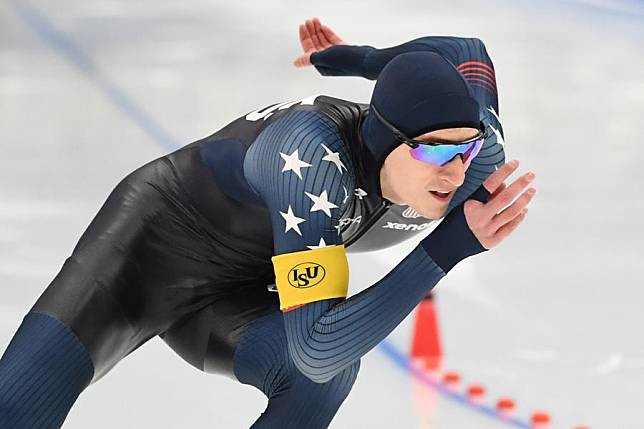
[280,205,306,236]
[280,149,312,180]
[307,237,333,249]
[305,190,338,217]
[489,124,505,147]
[485,106,504,147]
[275,136,352,244]
[320,143,347,174]
[487,106,500,123]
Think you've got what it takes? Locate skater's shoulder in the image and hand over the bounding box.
[312,94,368,109]
[305,94,369,119]
[277,95,367,144]
[267,94,367,124]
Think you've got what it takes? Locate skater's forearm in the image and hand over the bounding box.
[282,184,495,383]
[311,36,496,86]
[282,245,445,383]
[309,44,378,78]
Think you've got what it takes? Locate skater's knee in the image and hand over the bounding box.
[0,312,94,428]
[1,312,94,377]
[251,360,361,429]
[0,313,95,393]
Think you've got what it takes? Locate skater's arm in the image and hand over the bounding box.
[304,27,500,113]
[336,33,507,211]
[281,247,448,383]
[243,111,450,383]
[311,35,495,88]
[244,111,528,383]
[296,20,503,133]
[305,28,508,209]
[279,161,534,384]
[280,183,495,383]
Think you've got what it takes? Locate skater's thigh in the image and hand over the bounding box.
[30,159,192,381]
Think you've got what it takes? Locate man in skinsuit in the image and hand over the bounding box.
[0,18,536,428]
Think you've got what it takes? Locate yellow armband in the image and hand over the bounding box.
[271,244,349,310]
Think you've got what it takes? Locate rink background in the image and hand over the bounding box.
[1,0,643,427]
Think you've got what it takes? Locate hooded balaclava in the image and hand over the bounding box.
[361,51,481,173]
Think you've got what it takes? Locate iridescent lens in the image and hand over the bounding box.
[464,138,485,162]
[410,138,484,166]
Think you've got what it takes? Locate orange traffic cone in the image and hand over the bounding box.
[410,292,442,371]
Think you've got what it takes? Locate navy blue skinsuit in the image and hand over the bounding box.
[0,36,504,428]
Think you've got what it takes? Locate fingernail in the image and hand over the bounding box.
[510,160,519,167]
[527,188,536,195]
[526,172,535,180]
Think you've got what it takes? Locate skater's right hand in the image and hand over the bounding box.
[293,17,347,67]
[464,159,537,250]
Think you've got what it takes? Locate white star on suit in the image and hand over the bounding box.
[280,205,306,236]
[487,106,501,123]
[490,125,505,147]
[280,149,312,180]
[305,190,338,217]
[307,237,332,249]
[320,144,347,174]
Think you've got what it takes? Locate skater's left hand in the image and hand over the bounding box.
[463,159,536,250]
[293,17,347,67]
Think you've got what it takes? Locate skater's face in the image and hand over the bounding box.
[380,127,480,220]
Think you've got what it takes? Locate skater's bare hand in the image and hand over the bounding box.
[464,160,536,249]
[293,17,347,68]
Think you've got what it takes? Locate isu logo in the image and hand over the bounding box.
[402,207,422,219]
[288,262,326,288]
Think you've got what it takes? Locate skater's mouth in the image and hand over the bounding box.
[428,190,452,201]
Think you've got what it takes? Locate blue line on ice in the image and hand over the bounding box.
[13,2,179,152]
[379,339,533,428]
